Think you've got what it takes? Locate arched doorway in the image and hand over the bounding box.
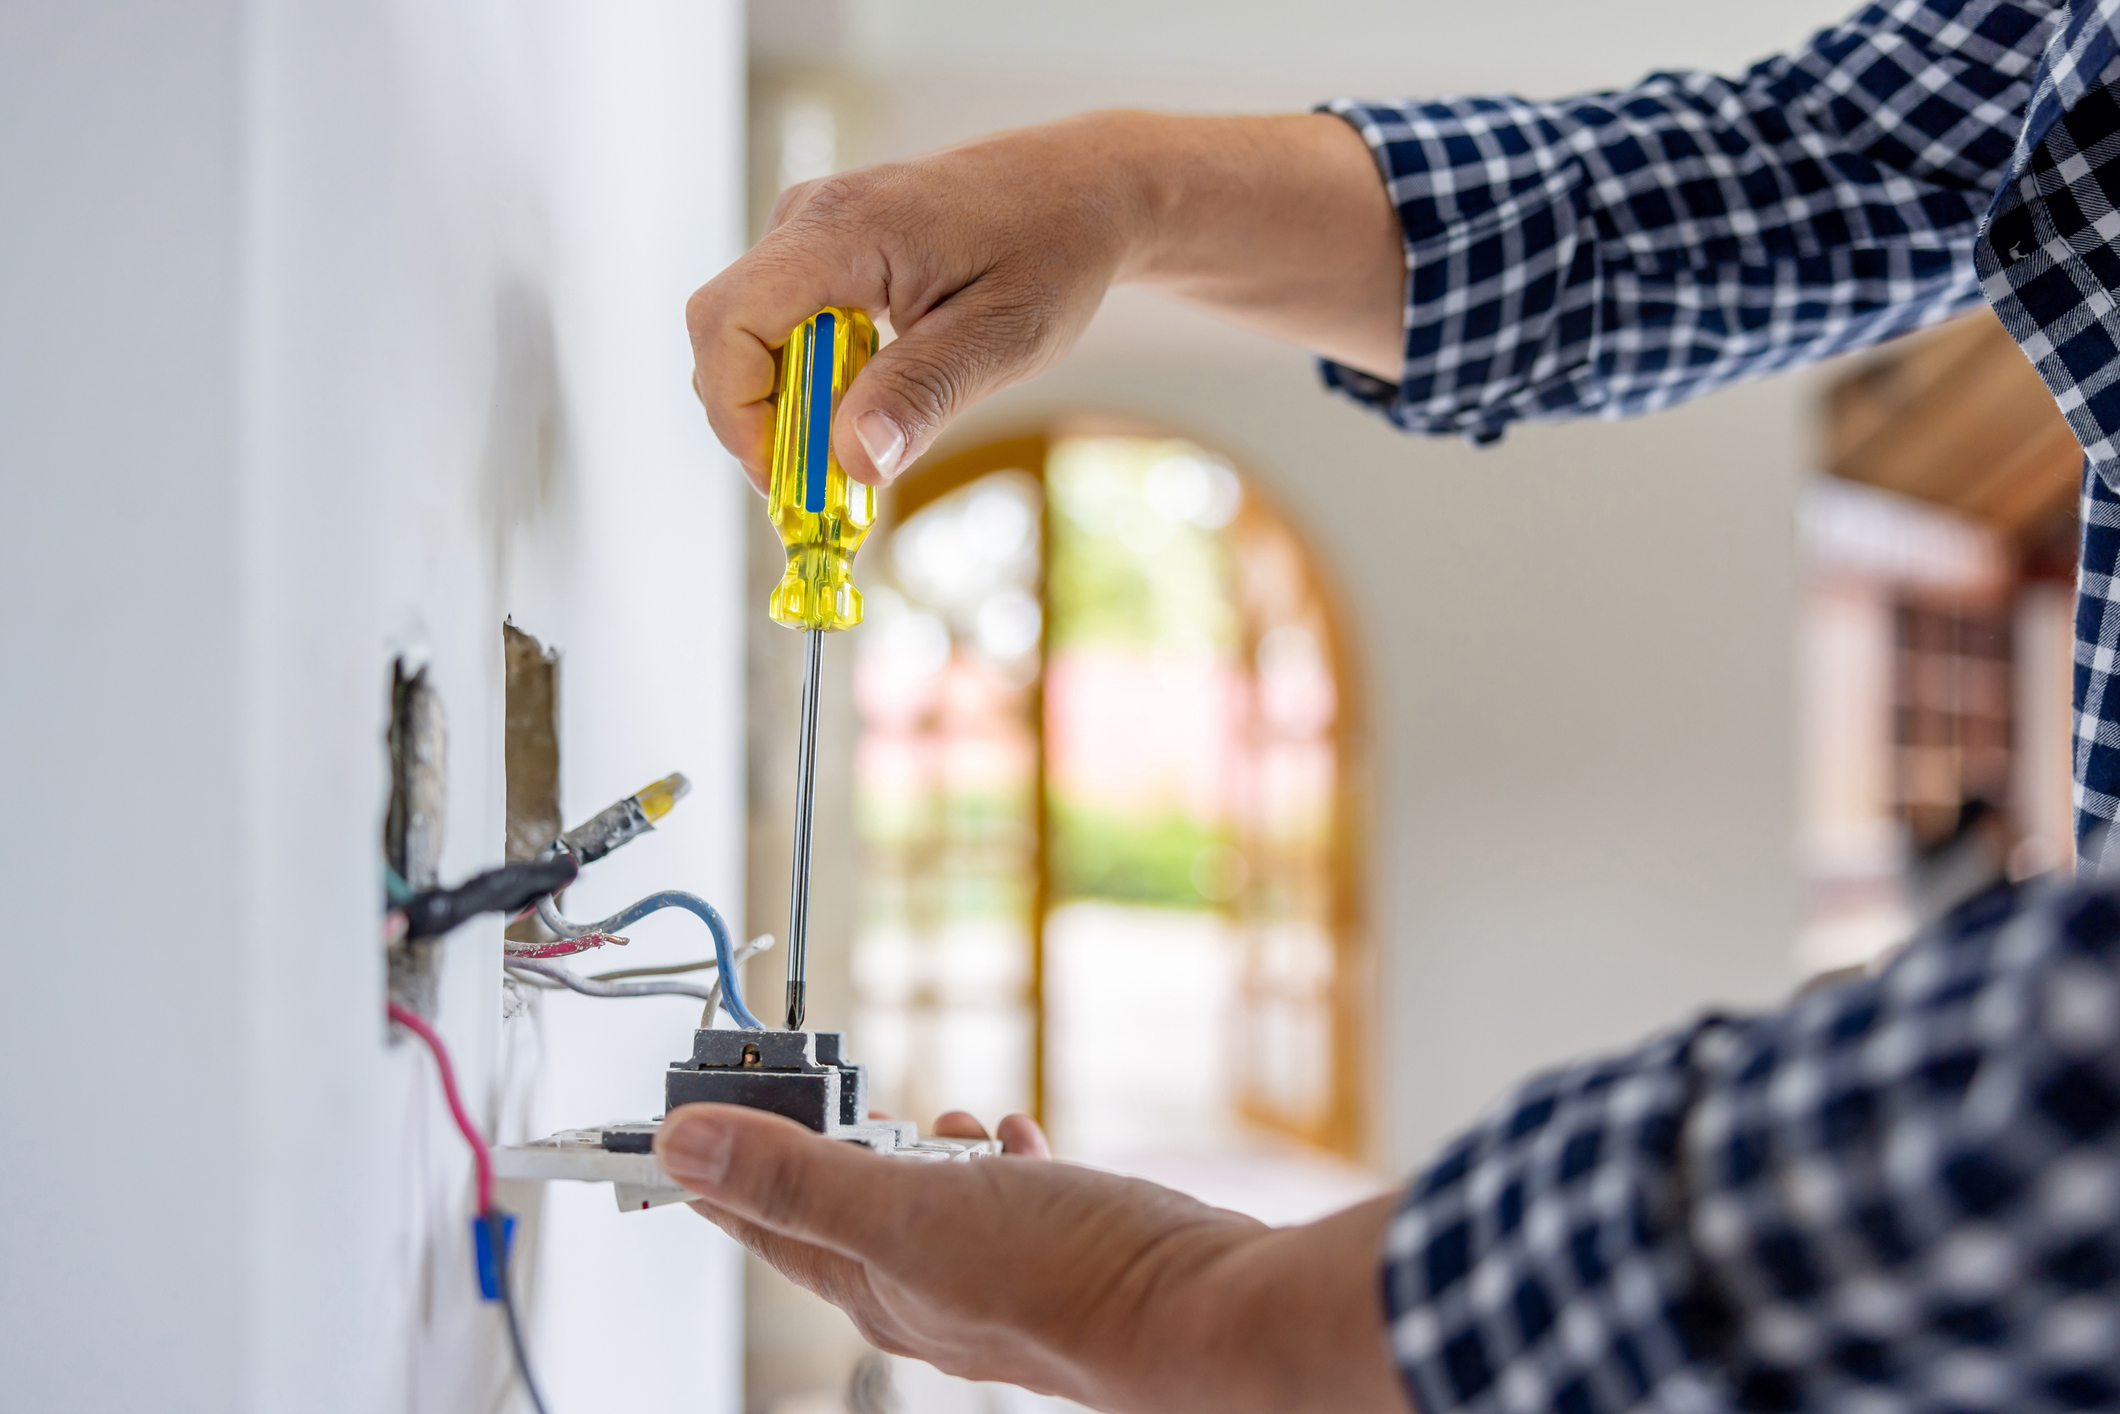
[847,424,1371,1161]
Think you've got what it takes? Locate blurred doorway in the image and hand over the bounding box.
[848,427,1373,1165]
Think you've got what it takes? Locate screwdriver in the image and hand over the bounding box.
[765,307,880,1030]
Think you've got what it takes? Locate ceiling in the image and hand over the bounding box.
[1825,311,2081,552]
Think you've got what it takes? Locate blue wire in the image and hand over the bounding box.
[589,890,763,1030]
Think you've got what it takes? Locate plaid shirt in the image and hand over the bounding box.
[1323,2,2120,1409]
[1380,878,2120,1414]
[1325,0,2120,858]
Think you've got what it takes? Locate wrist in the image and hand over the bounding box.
[1121,1196,1407,1414]
[1062,109,1197,286]
[1101,1221,1279,1412]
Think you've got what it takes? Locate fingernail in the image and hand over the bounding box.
[854,410,905,481]
[658,1112,734,1189]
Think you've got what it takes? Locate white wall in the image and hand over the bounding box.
[838,0,1861,94]
[1,3,747,1410]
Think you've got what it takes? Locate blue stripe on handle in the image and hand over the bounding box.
[804,313,836,514]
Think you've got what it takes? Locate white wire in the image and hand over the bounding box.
[504,934,774,1027]
[505,958,717,1002]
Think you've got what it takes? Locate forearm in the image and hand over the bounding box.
[1108,110,1405,379]
[1316,0,2040,440]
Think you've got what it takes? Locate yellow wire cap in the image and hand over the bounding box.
[631,772,691,823]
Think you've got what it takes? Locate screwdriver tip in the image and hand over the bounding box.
[784,981,806,1032]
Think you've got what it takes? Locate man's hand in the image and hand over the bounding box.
[686,110,1404,494]
[655,1103,1409,1413]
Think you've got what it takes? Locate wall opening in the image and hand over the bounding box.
[503,622,563,954]
[384,658,448,1016]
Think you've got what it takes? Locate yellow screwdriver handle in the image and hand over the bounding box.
[766,307,880,631]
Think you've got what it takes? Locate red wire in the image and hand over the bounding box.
[388,1000,495,1215]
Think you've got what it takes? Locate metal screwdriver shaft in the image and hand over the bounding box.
[785,626,824,1030]
[762,307,880,1031]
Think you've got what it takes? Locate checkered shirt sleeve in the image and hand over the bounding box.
[2077,466,2120,853]
[1322,1,2120,853]
[1970,1,2120,858]
[1978,3,2120,478]
[1321,0,2062,443]
[1382,877,2120,1413]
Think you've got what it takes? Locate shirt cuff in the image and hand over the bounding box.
[1311,103,1423,433]
[1310,99,1533,446]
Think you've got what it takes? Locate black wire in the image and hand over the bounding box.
[487,1211,554,1414]
[400,857,579,940]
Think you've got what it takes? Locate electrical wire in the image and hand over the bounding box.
[398,857,578,941]
[387,1000,493,1214]
[592,959,713,981]
[503,931,627,961]
[536,888,763,1029]
[590,933,773,983]
[390,1002,553,1414]
[505,958,717,1004]
[505,935,772,1028]
[487,1212,553,1414]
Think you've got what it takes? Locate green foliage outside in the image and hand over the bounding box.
[1043,436,1244,908]
[1048,799,1228,906]
[1044,437,1237,655]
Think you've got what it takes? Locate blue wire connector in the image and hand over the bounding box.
[473,1211,517,1302]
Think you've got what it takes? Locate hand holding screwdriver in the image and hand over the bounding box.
[686,112,1402,493]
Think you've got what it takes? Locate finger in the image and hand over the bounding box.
[688,1199,872,1303]
[931,1110,991,1141]
[685,234,888,489]
[689,1199,922,1359]
[995,1113,1052,1159]
[657,1103,921,1262]
[830,286,1049,487]
[685,286,779,492]
[766,175,827,232]
[693,366,768,496]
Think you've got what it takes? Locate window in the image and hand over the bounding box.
[1891,602,2012,843]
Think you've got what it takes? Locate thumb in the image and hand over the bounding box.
[832,290,1049,486]
[655,1103,912,1261]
